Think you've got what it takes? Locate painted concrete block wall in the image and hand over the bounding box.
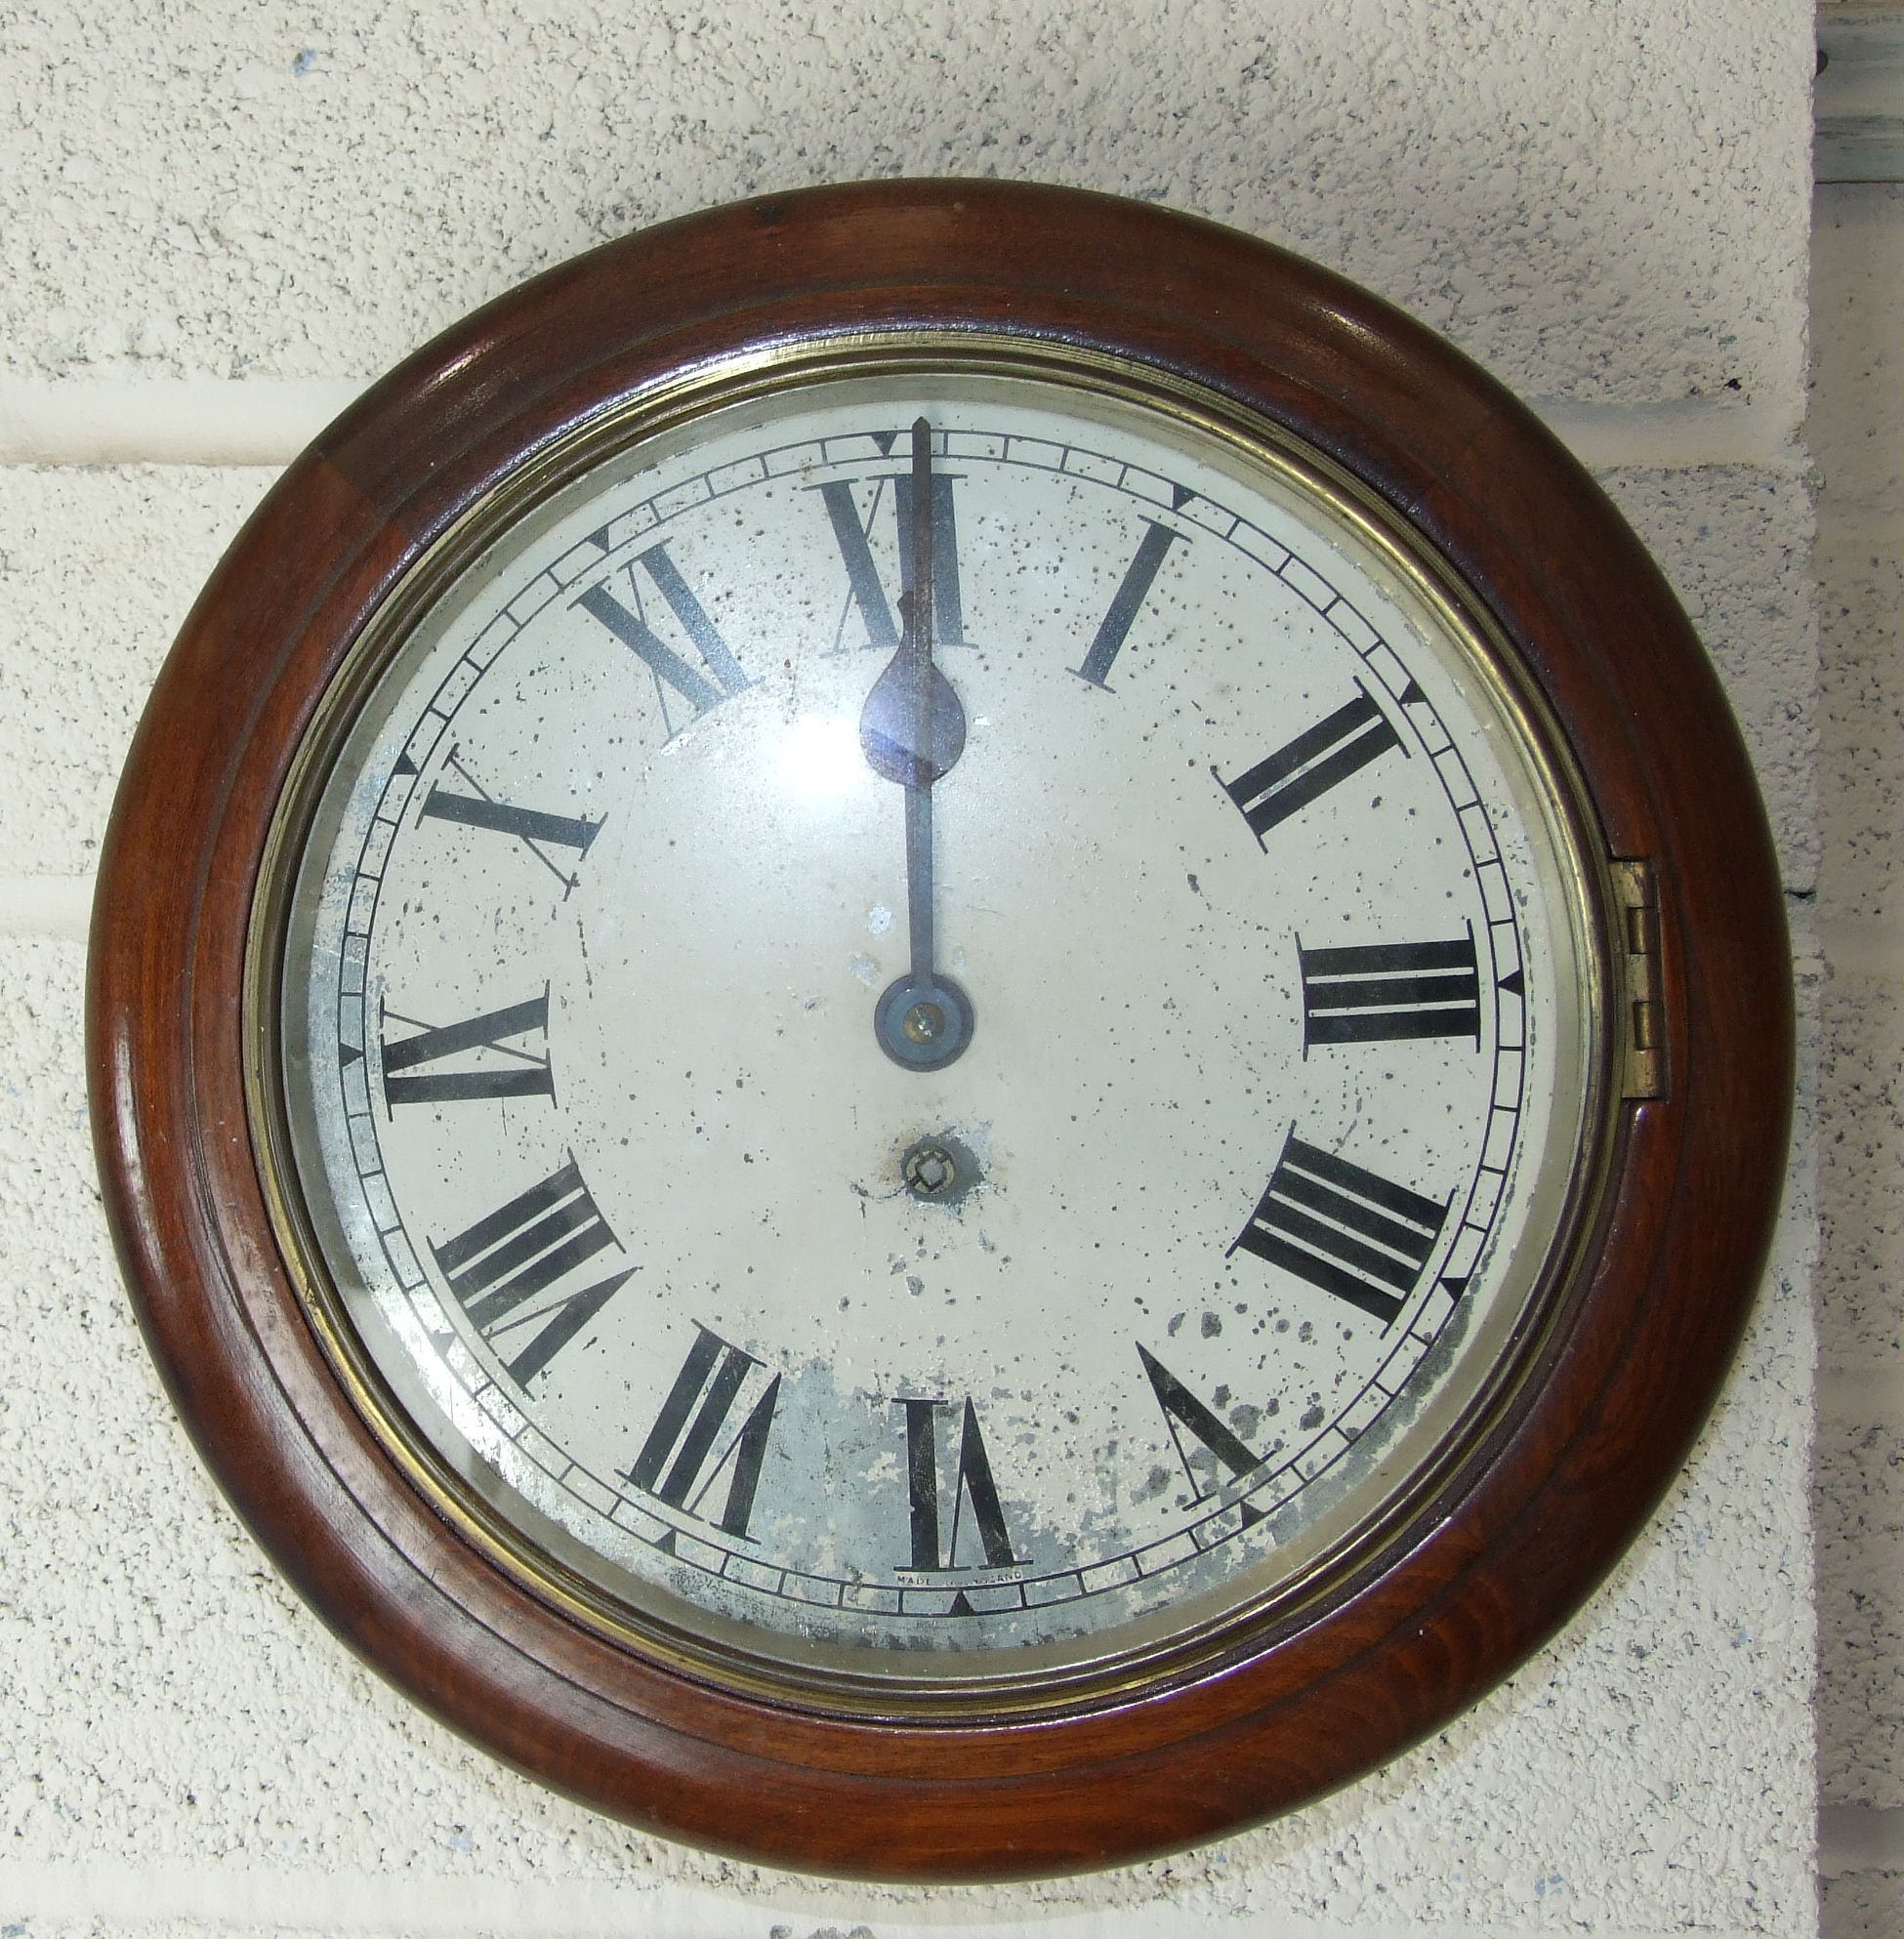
[0,4,1821,1935]
[1811,170,1904,1938]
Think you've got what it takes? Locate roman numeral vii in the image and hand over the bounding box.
[624,1324,780,1541]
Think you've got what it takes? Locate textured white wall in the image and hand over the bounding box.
[0,3,1820,1935]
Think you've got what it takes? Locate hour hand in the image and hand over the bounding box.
[860,416,973,1072]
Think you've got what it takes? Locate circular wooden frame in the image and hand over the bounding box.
[88,180,1790,1880]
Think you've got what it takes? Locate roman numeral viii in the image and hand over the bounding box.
[1230,1132,1449,1326]
[575,541,750,728]
[625,1325,780,1541]
[381,993,553,1106]
[900,1397,1017,1571]
[815,465,968,652]
[1300,932,1480,1048]
[1220,685,1401,842]
[432,1159,631,1384]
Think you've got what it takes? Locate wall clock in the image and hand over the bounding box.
[89,180,1791,1880]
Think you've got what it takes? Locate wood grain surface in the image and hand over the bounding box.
[86,179,1792,1880]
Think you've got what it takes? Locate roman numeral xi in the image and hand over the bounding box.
[576,541,750,728]
[1231,1133,1449,1326]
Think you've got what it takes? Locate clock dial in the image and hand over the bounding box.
[269,358,1600,1696]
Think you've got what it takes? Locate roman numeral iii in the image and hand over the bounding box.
[1230,1132,1449,1325]
[381,993,554,1106]
[1220,686,1401,841]
[625,1325,780,1541]
[431,1158,631,1384]
[899,1397,1018,1571]
[1300,932,1480,1048]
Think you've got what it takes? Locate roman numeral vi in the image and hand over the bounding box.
[900,1397,1017,1571]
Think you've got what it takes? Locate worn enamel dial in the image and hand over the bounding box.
[267,353,1601,1699]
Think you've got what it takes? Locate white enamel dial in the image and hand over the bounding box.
[272,359,1600,1691]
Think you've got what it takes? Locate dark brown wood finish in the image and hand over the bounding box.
[88,181,1792,1880]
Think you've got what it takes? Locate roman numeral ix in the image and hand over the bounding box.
[1230,1132,1449,1326]
[432,1158,631,1384]
[381,992,554,1106]
[576,541,750,728]
[625,1324,780,1542]
[1300,932,1480,1048]
[1220,685,1402,842]
[900,1397,1017,1573]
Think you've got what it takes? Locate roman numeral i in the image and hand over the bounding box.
[1231,1132,1449,1326]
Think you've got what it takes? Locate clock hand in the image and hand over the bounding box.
[859,416,974,1071]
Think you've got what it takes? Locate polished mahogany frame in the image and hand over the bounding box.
[88,181,1790,1880]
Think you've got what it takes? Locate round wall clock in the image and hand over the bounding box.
[89,181,1791,1879]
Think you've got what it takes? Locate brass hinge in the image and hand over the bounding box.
[1611,858,1666,1100]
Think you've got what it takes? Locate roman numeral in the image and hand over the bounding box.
[1073,518,1183,688]
[576,541,750,727]
[1138,1345,1264,1505]
[420,750,600,889]
[624,1325,780,1540]
[815,469,968,652]
[381,993,553,1106]
[1230,1132,1449,1326]
[1300,932,1480,1048]
[1220,686,1402,842]
[432,1159,630,1383]
[899,1397,1017,1571]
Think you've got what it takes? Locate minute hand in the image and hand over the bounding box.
[859,417,974,1070]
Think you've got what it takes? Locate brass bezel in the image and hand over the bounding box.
[244,330,1624,1723]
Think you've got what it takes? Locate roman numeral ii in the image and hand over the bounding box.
[1220,686,1401,842]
